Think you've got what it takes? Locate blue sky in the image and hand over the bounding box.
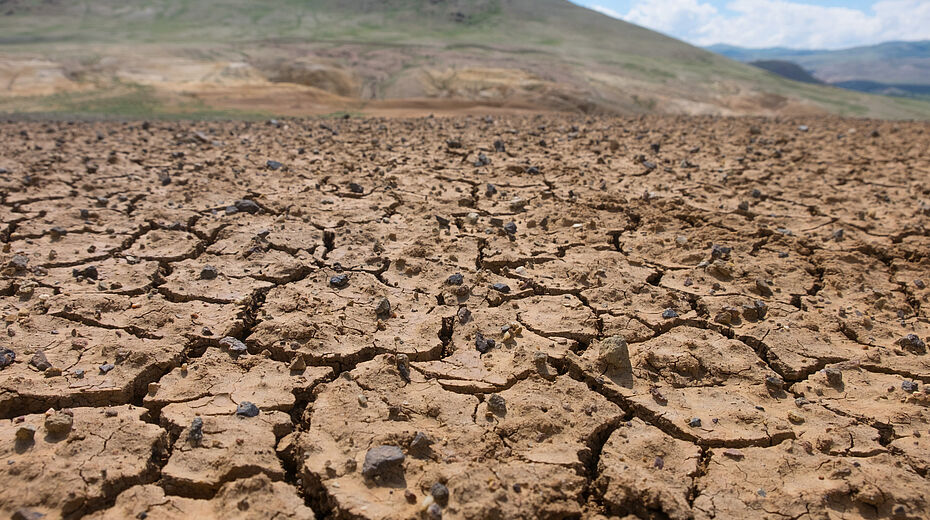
[571,0,930,49]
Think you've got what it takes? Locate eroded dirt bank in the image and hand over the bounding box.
[0,115,928,519]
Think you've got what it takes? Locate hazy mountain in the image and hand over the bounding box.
[0,0,927,118]
[708,41,930,100]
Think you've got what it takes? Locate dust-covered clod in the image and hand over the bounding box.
[396,353,411,382]
[289,355,306,371]
[597,336,632,375]
[44,411,73,436]
[754,278,774,297]
[15,425,36,442]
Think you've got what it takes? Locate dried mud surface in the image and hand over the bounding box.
[0,115,929,519]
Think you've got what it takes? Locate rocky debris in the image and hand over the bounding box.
[72,265,99,280]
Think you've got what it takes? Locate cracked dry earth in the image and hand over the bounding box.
[0,115,928,520]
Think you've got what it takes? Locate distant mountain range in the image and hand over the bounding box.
[707,41,930,99]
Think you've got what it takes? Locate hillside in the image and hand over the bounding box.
[748,60,822,85]
[1,0,928,118]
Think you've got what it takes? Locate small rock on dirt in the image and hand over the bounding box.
[0,347,15,368]
[29,350,51,371]
[362,445,406,479]
[188,417,203,446]
[330,274,349,288]
[200,265,219,280]
[235,401,260,417]
[219,336,248,355]
[475,332,495,354]
[487,394,506,415]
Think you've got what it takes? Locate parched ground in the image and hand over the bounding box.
[0,114,928,520]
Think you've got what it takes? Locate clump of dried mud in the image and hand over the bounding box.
[0,115,928,520]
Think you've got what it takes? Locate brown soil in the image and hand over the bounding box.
[0,115,929,519]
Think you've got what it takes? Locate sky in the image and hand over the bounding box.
[572,0,930,49]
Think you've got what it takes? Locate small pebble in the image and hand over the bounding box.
[0,348,15,368]
[361,445,405,479]
[431,482,450,505]
[689,417,702,428]
[188,417,204,446]
[219,336,248,355]
[200,265,218,280]
[235,401,260,417]
[330,274,349,288]
[487,394,506,415]
[447,273,464,285]
[475,332,496,354]
[375,298,392,318]
[662,308,678,319]
[490,282,510,294]
[99,363,115,374]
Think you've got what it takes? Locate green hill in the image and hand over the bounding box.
[1,0,929,119]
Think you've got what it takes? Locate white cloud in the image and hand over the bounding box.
[588,0,930,49]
